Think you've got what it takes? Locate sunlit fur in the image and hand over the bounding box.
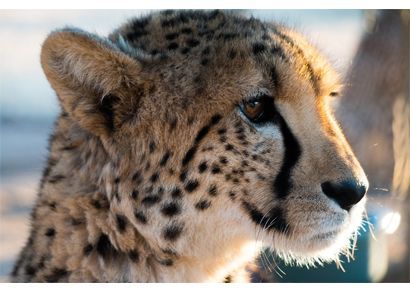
[11,11,368,282]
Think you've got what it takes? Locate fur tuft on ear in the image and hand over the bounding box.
[41,27,142,137]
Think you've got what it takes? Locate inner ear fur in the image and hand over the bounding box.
[41,27,142,138]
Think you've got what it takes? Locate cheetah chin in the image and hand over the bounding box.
[12,10,368,282]
[266,198,366,268]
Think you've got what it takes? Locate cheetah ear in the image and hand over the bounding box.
[41,27,142,138]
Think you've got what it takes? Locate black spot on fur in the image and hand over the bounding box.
[161,18,176,27]
[70,218,84,226]
[187,116,195,125]
[221,32,239,41]
[25,265,36,276]
[211,114,222,125]
[45,228,55,237]
[208,185,218,196]
[237,134,246,141]
[48,202,57,211]
[185,180,199,192]
[144,161,151,171]
[271,45,287,60]
[167,42,179,50]
[202,47,210,55]
[150,49,160,55]
[159,259,174,266]
[163,224,184,241]
[181,27,193,34]
[132,171,141,181]
[179,170,188,182]
[48,174,65,184]
[37,256,46,270]
[92,199,102,209]
[132,189,139,200]
[162,248,178,256]
[169,118,177,131]
[142,195,161,206]
[211,165,221,174]
[225,144,234,151]
[96,234,117,259]
[219,156,228,165]
[150,172,159,183]
[170,188,182,199]
[195,126,211,143]
[194,75,201,83]
[181,47,190,54]
[165,32,179,40]
[201,58,209,66]
[84,244,93,256]
[198,161,208,173]
[228,49,237,59]
[126,30,148,40]
[252,43,266,55]
[217,128,226,135]
[161,202,181,217]
[134,210,147,224]
[44,268,69,283]
[129,250,140,262]
[149,141,156,153]
[195,200,211,210]
[160,151,171,166]
[116,214,127,233]
[187,38,200,47]
[182,146,198,167]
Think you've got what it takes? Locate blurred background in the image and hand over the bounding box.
[0,9,409,282]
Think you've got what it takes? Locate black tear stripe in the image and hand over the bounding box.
[274,110,302,199]
[241,201,288,233]
[181,114,222,167]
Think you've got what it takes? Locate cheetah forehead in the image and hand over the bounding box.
[108,10,339,99]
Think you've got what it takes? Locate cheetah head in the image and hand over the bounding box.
[41,11,368,277]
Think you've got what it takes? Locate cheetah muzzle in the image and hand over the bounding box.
[11,10,368,282]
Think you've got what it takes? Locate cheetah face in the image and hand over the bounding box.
[41,11,368,269]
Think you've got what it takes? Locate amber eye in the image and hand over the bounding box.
[240,97,265,122]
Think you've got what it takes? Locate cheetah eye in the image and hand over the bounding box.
[241,97,265,122]
[239,95,277,124]
[329,91,339,97]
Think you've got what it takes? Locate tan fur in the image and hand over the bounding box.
[11,10,368,282]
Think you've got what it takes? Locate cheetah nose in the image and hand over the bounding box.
[321,179,368,211]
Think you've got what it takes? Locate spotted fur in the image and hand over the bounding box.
[11,10,368,282]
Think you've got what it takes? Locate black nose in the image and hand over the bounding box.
[321,179,367,211]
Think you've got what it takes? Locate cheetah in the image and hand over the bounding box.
[11,10,368,282]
